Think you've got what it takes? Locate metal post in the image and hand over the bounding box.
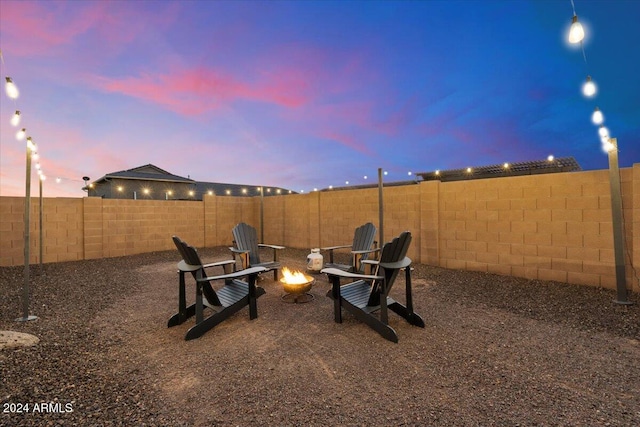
[17,141,37,322]
[607,139,632,305]
[378,168,384,247]
[260,186,264,243]
[39,177,43,274]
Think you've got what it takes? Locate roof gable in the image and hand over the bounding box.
[94,164,194,184]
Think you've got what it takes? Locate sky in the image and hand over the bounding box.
[1,0,639,197]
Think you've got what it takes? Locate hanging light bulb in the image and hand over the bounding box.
[601,137,615,153]
[16,128,26,140]
[568,15,585,44]
[4,77,19,99]
[40,174,47,181]
[598,125,609,138]
[547,155,555,162]
[26,136,35,150]
[582,76,597,97]
[11,110,21,126]
[32,151,39,161]
[591,107,604,125]
[56,177,61,184]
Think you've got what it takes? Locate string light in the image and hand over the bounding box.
[568,14,585,44]
[11,110,20,126]
[4,76,19,99]
[16,128,26,140]
[582,75,596,97]
[591,107,604,125]
[598,125,609,138]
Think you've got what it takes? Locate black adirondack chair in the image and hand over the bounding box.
[231,222,284,280]
[322,231,425,343]
[169,236,267,340]
[321,222,379,273]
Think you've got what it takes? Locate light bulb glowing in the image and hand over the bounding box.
[598,125,609,138]
[601,138,615,153]
[40,174,46,181]
[466,167,472,173]
[591,107,604,125]
[5,77,19,99]
[11,110,21,126]
[503,163,510,169]
[56,178,62,184]
[363,175,368,180]
[547,155,555,162]
[435,170,440,175]
[582,76,596,97]
[26,137,35,150]
[568,15,585,44]
[32,152,39,161]
[345,181,349,185]
[16,128,26,140]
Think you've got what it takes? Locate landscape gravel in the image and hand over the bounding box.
[1,247,639,426]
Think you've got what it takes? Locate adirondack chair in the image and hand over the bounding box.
[321,222,379,273]
[231,222,284,280]
[322,231,425,343]
[169,236,267,340]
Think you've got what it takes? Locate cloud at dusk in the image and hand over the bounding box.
[1,0,639,198]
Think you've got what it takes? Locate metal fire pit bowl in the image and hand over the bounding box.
[281,276,315,303]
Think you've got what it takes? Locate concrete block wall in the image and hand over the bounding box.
[1,164,637,293]
[0,197,84,265]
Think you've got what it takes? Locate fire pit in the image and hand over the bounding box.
[280,267,315,303]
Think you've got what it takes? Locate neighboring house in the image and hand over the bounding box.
[416,157,581,182]
[88,164,293,200]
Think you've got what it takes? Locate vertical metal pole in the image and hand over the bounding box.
[17,142,37,322]
[378,168,384,247]
[39,177,43,274]
[260,187,264,243]
[607,139,632,305]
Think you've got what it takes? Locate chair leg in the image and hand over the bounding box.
[330,275,342,323]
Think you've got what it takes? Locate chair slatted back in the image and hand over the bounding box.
[369,231,412,305]
[232,223,261,265]
[352,222,377,260]
[172,236,221,306]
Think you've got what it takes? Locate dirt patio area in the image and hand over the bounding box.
[1,247,639,426]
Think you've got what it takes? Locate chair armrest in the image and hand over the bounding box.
[258,244,285,250]
[378,257,412,270]
[196,266,267,282]
[320,244,351,251]
[321,267,383,281]
[229,247,250,254]
[202,259,236,269]
[351,248,381,255]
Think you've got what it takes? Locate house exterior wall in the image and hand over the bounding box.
[90,178,196,200]
[1,164,638,293]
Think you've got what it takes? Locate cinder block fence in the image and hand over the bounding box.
[1,164,638,293]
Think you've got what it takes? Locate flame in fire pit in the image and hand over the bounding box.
[280,267,312,285]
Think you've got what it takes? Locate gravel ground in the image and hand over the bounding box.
[1,247,639,426]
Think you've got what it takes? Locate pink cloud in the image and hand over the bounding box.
[91,64,314,116]
[0,1,178,57]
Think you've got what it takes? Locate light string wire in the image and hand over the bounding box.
[566,2,639,284]
[1,48,48,185]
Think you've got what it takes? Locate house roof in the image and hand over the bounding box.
[93,164,195,184]
[92,164,295,197]
[417,157,581,182]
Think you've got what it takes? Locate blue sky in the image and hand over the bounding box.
[1,0,639,197]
